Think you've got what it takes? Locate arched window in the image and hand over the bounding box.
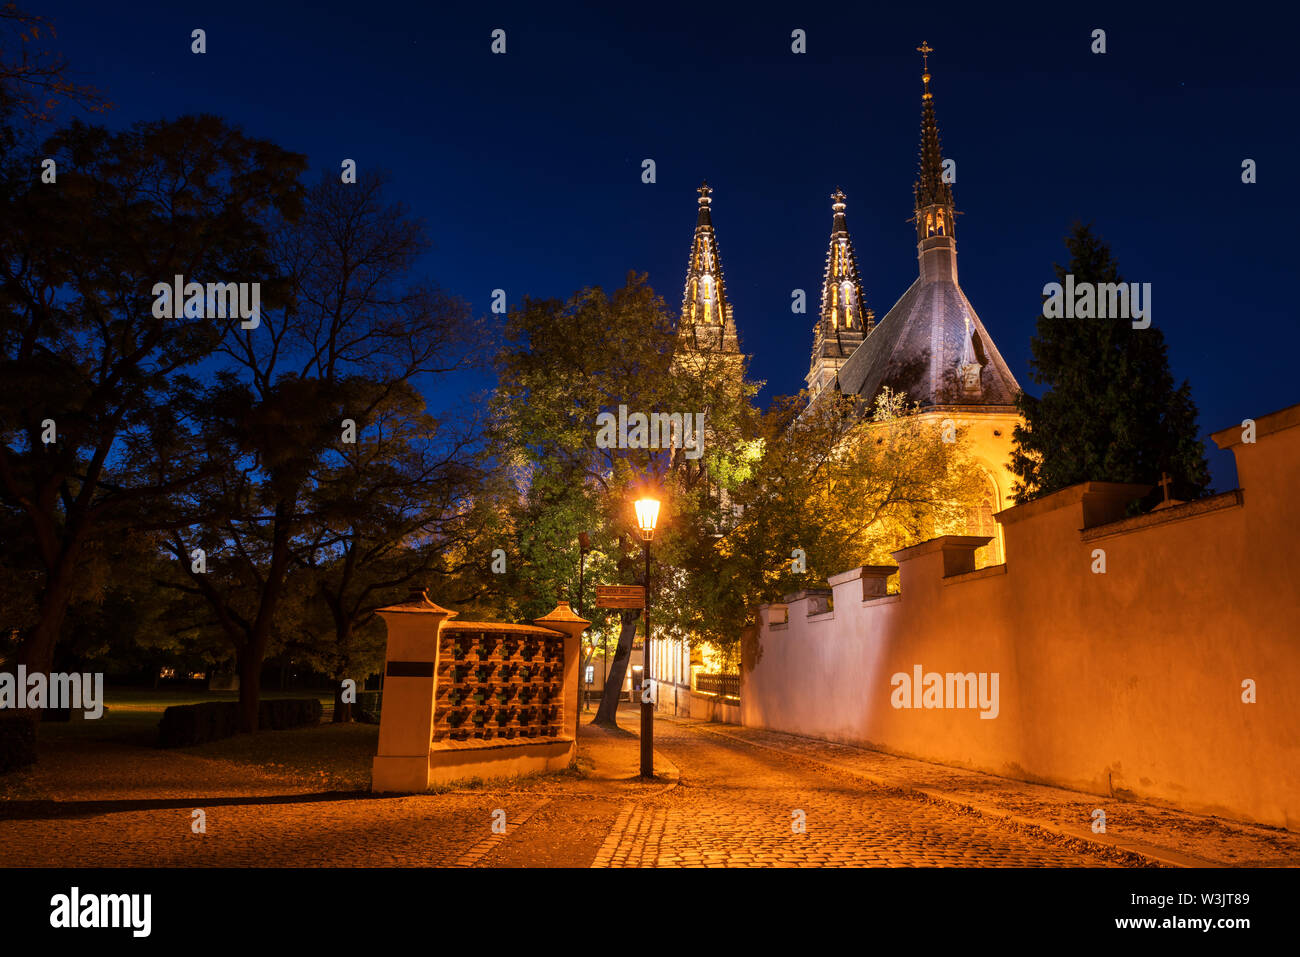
[926,212,935,237]
[966,471,1003,567]
[936,209,946,235]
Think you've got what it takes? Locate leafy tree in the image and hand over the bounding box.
[0,4,109,122]
[152,171,474,732]
[666,387,984,657]
[1010,222,1210,505]
[296,385,486,721]
[0,115,306,690]
[491,273,759,727]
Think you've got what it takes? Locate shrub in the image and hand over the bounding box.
[0,716,38,774]
[258,697,322,731]
[158,698,323,747]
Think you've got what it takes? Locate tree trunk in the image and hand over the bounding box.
[332,619,354,723]
[232,511,293,733]
[332,679,353,723]
[592,611,640,727]
[237,649,262,733]
[16,574,73,732]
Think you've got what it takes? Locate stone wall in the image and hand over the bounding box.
[371,594,589,792]
[743,404,1300,830]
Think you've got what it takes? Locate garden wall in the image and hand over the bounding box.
[371,594,589,792]
[743,404,1300,830]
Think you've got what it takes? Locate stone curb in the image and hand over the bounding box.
[668,719,1212,869]
[451,796,552,867]
[584,747,680,869]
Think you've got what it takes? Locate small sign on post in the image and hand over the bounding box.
[595,585,646,609]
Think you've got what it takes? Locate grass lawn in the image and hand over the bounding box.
[189,722,378,791]
[8,688,377,796]
[31,688,335,746]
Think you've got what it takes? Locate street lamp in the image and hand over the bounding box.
[634,496,660,778]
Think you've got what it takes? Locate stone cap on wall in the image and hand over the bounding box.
[782,588,832,603]
[533,601,592,640]
[828,565,899,599]
[376,590,460,618]
[445,621,564,636]
[1211,402,1300,449]
[996,482,1150,530]
[376,591,460,663]
[892,535,990,578]
[782,588,832,616]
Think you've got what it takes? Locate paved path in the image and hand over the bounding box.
[687,723,1300,867]
[7,709,1284,867]
[578,716,1124,867]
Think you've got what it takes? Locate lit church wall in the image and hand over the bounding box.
[743,404,1300,830]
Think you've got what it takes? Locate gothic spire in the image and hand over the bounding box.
[911,43,959,283]
[806,189,870,401]
[680,181,739,354]
[913,41,953,214]
[819,189,871,337]
[832,44,1021,413]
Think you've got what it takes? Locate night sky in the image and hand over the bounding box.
[40,1,1300,488]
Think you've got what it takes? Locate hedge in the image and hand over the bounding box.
[0,716,37,774]
[158,697,324,748]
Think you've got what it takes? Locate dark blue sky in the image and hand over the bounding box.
[43,0,1300,488]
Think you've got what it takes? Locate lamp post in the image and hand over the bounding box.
[577,531,591,711]
[634,496,660,779]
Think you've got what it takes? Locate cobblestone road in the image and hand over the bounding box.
[1,715,1139,867]
[580,717,1126,868]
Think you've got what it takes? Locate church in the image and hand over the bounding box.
[675,44,1023,564]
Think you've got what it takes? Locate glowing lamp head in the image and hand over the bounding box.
[634,498,661,541]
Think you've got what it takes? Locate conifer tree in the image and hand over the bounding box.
[1010,223,1210,506]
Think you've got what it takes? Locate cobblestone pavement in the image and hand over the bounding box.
[0,712,1189,867]
[686,722,1300,867]
[0,789,557,867]
[0,721,654,867]
[577,717,1130,867]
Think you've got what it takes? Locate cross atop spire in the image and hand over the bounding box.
[696,180,713,226]
[917,40,934,91]
[913,42,955,243]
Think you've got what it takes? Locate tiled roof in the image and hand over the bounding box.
[837,276,1021,410]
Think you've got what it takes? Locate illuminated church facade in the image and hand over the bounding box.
[674,44,1023,566]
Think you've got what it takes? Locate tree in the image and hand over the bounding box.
[490,273,759,727]
[0,4,109,122]
[0,115,306,692]
[665,387,984,657]
[153,171,473,732]
[297,386,486,722]
[1010,222,1210,505]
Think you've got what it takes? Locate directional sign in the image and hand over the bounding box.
[595,585,645,609]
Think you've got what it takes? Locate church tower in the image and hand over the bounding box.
[913,41,959,286]
[679,181,741,356]
[835,44,1024,564]
[672,182,747,519]
[806,189,873,402]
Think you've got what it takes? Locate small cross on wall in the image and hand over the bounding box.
[1157,472,1173,505]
